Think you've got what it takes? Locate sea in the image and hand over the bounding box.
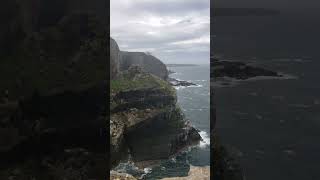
[213,11,320,180]
[114,64,210,179]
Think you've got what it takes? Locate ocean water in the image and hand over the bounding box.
[144,64,210,179]
[214,12,320,180]
[114,65,210,179]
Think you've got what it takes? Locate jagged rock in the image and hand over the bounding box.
[110,171,137,180]
[161,166,210,180]
[0,1,107,179]
[211,59,281,80]
[110,69,200,167]
[168,78,197,87]
[120,51,169,80]
[110,37,120,79]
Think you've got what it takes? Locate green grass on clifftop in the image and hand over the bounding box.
[110,71,175,96]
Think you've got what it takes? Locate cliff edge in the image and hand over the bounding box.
[110,39,201,171]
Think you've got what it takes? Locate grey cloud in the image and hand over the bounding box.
[111,0,210,64]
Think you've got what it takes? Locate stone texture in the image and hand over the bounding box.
[120,51,169,80]
[161,166,210,180]
[110,37,120,79]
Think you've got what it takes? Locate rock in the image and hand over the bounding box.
[110,171,137,180]
[168,78,197,87]
[120,51,169,80]
[110,59,200,167]
[212,133,244,180]
[168,70,176,74]
[0,1,107,178]
[161,166,210,180]
[211,59,281,80]
[110,37,121,79]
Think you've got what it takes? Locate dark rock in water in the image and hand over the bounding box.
[169,125,202,154]
[168,78,197,87]
[168,70,176,74]
[211,59,281,80]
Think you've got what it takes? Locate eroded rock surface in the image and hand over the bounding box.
[120,51,169,80]
[0,0,107,179]
[161,166,210,180]
[110,67,201,167]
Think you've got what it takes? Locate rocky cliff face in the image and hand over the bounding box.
[0,1,107,179]
[110,37,120,79]
[110,67,200,168]
[120,51,169,80]
[110,40,201,170]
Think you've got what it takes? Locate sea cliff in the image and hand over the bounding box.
[110,38,201,171]
[0,0,107,179]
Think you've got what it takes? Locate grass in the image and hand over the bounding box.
[110,71,175,96]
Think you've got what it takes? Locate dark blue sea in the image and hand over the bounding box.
[214,12,320,180]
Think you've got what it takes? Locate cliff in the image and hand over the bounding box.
[0,0,107,179]
[120,51,169,80]
[110,37,120,79]
[0,0,108,101]
[110,40,201,170]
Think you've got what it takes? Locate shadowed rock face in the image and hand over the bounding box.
[120,51,169,80]
[110,37,120,79]
[110,53,201,168]
[0,0,107,179]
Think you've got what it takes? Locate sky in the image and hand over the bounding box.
[111,0,210,64]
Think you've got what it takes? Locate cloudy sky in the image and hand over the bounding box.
[111,0,210,64]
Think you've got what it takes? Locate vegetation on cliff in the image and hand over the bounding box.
[110,42,201,171]
[111,67,175,96]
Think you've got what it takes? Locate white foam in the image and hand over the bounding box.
[170,157,177,163]
[189,84,203,88]
[174,86,187,90]
[194,80,207,82]
[143,167,152,174]
[199,131,210,148]
[174,84,203,90]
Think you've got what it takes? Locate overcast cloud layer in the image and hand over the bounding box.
[111,0,210,64]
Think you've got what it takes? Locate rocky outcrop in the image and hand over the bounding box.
[110,171,137,180]
[110,67,201,168]
[120,51,169,80]
[161,166,210,180]
[168,77,197,87]
[110,37,120,79]
[211,59,281,80]
[0,0,107,179]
